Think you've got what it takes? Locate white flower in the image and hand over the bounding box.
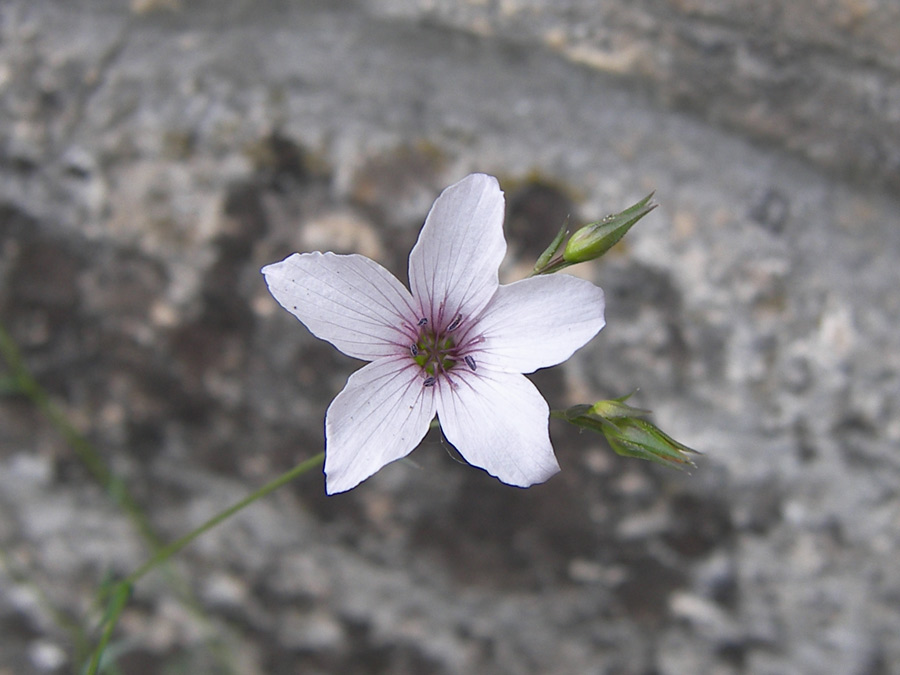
[262,173,606,494]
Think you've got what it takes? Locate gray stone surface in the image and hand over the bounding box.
[1,1,899,674]
[367,0,900,191]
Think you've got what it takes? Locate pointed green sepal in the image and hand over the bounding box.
[588,392,652,419]
[532,222,569,275]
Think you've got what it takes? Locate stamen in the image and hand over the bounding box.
[423,376,436,387]
[464,355,477,371]
[410,344,419,357]
[417,317,428,326]
[447,314,462,332]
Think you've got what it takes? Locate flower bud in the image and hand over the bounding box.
[562,193,656,264]
[562,396,699,469]
[602,417,699,468]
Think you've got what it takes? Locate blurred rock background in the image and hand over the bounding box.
[1,0,898,673]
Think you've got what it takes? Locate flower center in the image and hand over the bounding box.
[409,315,476,386]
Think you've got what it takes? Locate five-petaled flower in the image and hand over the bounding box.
[262,174,606,494]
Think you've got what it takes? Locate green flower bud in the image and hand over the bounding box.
[602,417,699,468]
[561,395,699,469]
[562,192,656,264]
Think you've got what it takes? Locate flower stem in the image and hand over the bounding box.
[1,323,240,670]
[0,324,162,548]
[121,452,325,589]
[86,582,132,675]
[2,323,327,671]
[87,452,324,674]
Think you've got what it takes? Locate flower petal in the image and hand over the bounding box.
[325,357,437,494]
[262,252,418,361]
[436,370,560,487]
[408,173,507,329]
[473,275,605,373]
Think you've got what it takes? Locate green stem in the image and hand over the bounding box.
[122,452,325,588]
[86,583,132,675]
[86,452,324,675]
[0,324,162,549]
[2,323,325,671]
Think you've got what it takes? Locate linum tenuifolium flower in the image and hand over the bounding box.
[262,174,606,494]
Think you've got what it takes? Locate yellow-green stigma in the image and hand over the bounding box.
[408,314,477,387]
[412,331,457,376]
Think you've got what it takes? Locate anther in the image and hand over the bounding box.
[417,317,428,326]
[464,355,477,371]
[423,376,436,387]
[447,314,462,331]
[410,344,419,357]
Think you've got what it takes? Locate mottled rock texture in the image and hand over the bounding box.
[369,0,900,191]
[1,1,899,674]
